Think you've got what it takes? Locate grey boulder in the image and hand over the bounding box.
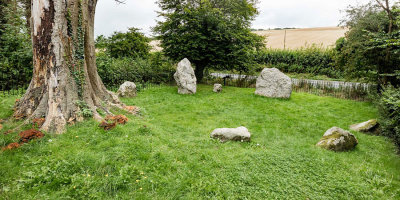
[211,126,251,142]
[316,127,358,152]
[174,58,197,94]
[213,84,222,93]
[255,68,292,98]
[117,81,137,98]
[350,119,379,133]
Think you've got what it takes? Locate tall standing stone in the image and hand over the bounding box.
[174,58,197,94]
[255,68,292,98]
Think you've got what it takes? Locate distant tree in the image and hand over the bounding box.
[95,35,109,49]
[0,0,11,39]
[337,1,399,86]
[375,0,395,34]
[0,0,32,87]
[105,28,151,58]
[154,0,264,82]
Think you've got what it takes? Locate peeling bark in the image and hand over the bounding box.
[14,0,127,134]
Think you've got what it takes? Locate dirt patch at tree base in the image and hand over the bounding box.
[32,118,46,128]
[99,121,117,130]
[19,129,45,143]
[2,143,21,151]
[2,129,44,151]
[105,115,128,125]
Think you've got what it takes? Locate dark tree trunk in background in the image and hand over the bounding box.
[194,64,205,83]
[20,0,31,30]
[375,0,396,89]
[0,0,11,37]
[14,0,127,133]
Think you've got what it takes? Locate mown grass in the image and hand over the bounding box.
[0,85,399,199]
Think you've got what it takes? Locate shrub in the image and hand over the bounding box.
[96,52,175,88]
[377,86,400,147]
[255,47,341,78]
[96,28,151,59]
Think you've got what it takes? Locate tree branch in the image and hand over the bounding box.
[114,0,126,4]
[375,0,389,12]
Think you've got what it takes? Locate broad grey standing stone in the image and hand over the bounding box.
[350,119,379,133]
[174,58,197,94]
[117,81,137,98]
[213,84,222,93]
[210,126,251,142]
[316,127,358,152]
[255,68,292,98]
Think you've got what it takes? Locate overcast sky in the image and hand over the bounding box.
[94,0,371,37]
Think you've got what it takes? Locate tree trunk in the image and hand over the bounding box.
[13,0,126,134]
[194,64,205,83]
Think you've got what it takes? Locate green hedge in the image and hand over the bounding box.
[96,52,176,88]
[377,86,400,148]
[255,47,342,78]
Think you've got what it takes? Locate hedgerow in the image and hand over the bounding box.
[255,47,342,78]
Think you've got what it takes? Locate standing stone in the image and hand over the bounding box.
[255,68,292,98]
[174,58,197,94]
[117,81,137,98]
[350,119,379,133]
[210,126,251,142]
[213,84,223,93]
[316,127,358,152]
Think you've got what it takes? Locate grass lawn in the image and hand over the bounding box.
[0,85,399,199]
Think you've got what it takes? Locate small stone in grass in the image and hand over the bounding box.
[210,126,251,143]
[350,119,379,133]
[316,127,358,152]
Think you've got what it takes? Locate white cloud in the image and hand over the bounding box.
[94,0,372,37]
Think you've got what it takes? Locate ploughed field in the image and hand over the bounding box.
[150,27,348,52]
[0,85,399,199]
[254,26,348,49]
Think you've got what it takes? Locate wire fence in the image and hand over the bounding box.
[1,70,376,101]
[106,82,171,93]
[205,73,376,101]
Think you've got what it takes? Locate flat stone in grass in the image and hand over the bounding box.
[117,81,137,98]
[210,126,251,142]
[350,119,379,133]
[174,58,197,94]
[317,127,358,152]
[213,84,222,93]
[255,68,292,98]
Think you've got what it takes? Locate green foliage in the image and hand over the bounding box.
[0,2,32,89]
[65,2,86,98]
[255,47,341,78]
[96,28,151,59]
[154,0,264,81]
[336,2,400,83]
[377,85,400,147]
[75,101,93,118]
[95,35,109,49]
[1,86,400,199]
[96,52,175,88]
